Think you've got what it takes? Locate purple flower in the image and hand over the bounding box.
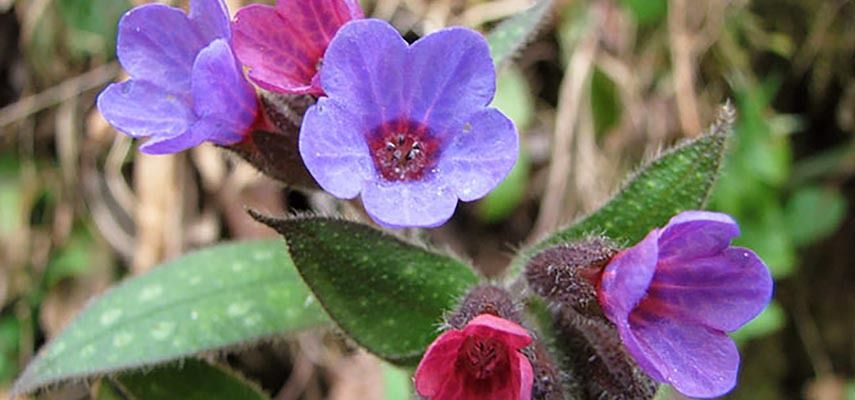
[299,19,518,228]
[597,211,773,398]
[231,0,363,95]
[97,0,258,154]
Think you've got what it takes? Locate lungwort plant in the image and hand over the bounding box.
[12,0,773,399]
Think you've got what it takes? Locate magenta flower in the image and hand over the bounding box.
[597,211,773,398]
[97,0,257,154]
[415,314,534,400]
[231,0,363,95]
[299,19,518,228]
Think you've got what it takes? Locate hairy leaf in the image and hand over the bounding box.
[13,240,328,395]
[251,213,479,365]
[487,0,554,69]
[511,104,733,274]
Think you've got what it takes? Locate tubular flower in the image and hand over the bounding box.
[231,0,363,95]
[299,19,518,228]
[97,0,257,154]
[598,211,773,398]
[414,314,534,400]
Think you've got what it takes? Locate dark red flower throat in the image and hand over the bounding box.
[367,118,440,181]
[457,335,510,381]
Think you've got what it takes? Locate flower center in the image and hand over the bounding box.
[367,119,440,182]
[457,335,509,380]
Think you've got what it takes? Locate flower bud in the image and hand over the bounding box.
[554,307,658,400]
[524,236,618,318]
[224,92,318,188]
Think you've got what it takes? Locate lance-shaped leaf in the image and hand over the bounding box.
[487,0,554,69]
[510,103,734,274]
[13,240,328,395]
[99,359,269,400]
[250,213,480,365]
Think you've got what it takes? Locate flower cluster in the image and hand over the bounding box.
[97,1,774,398]
[98,0,516,228]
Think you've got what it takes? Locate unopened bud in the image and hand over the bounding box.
[224,92,318,188]
[524,236,617,318]
[555,308,657,400]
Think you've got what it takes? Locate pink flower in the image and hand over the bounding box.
[415,314,534,400]
[231,0,363,95]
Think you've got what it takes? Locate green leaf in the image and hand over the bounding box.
[250,213,479,365]
[731,301,785,343]
[382,363,413,400]
[477,148,530,223]
[619,0,667,25]
[0,316,21,384]
[510,105,732,274]
[104,359,269,400]
[13,240,328,395]
[487,0,553,69]
[56,0,132,59]
[785,186,847,247]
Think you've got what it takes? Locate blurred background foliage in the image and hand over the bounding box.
[0,0,854,399]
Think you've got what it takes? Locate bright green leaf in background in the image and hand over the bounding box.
[478,66,535,222]
[785,186,847,246]
[0,317,21,383]
[732,301,786,343]
[98,359,269,400]
[618,0,667,25]
[383,363,413,400]
[251,214,480,365]
[56,0,132,60]
[487,0,554,69]
[13,240,329,395]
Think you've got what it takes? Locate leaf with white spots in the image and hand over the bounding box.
[250,213,480,365]
[487,0,554,69]
[13,240,328,395]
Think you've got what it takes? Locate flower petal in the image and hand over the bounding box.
[658,211,740,261]
[599,229,660,322]
[464,314,532,349]
[517,352,534,400]
[407,27,496,136]
[299,98,374,199]
[414,330,465,397]
[191,39,257,144]
[232,0,362,94]
[437,108,518,201]
[361,177,458,228]
[116,4,206,91]
[647,247,773,332]
[625,308,740,398]
[320,19,408,126]
[189,0,230,42]
[138,126,204,155]
[97,80,194,140]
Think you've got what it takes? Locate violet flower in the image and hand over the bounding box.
[414,314,534,400]
[231,0,363,95]
[598,211,773,398]
[97,0,257,154]
[299,19,518,228]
